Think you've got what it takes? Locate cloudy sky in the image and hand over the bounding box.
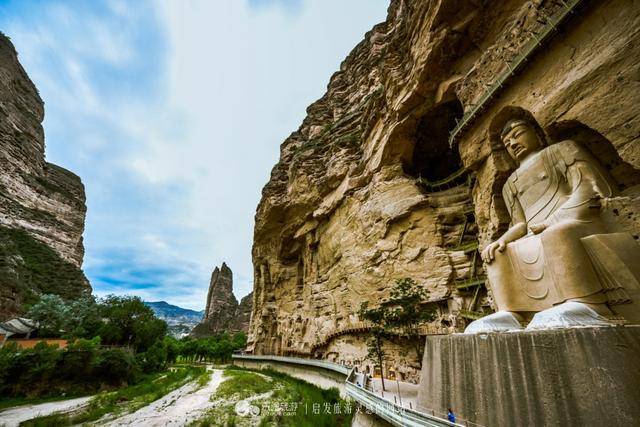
[0,0,388,310]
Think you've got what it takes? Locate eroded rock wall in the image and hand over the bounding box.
[249,0,640,375]
[0,33,90,319]
[233,292,253,333]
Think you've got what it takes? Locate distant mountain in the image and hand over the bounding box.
[145,301,205,337]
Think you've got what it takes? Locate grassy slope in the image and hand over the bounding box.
[193,367,354,427]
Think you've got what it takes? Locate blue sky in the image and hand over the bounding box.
[0,0,388,310]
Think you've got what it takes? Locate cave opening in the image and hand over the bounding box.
[405,99,464,183]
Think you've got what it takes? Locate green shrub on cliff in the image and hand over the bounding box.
[0,225,88,311]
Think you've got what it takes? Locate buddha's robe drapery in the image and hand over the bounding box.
[488,140,636,312]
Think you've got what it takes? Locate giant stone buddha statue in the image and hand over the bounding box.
[465,111,640,333]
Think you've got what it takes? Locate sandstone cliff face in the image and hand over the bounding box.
[191,263,252,336]
[249,0,640,381]
[234,292,253,334]
[0,34,90,319]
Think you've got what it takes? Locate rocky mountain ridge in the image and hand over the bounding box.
[191,262,252,337]
[145,301,205,322]
[145,301,204,337]
[0,33,90,320]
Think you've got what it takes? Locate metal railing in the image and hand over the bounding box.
[454,276,487,291]
[448,0,585,147]
[416,168,471,193]
[458,309,486,321]
[281,321,450,355]
[450,240,479,253]
[345,380,459,427]
[232,354,478,427]
[310,321,372,351]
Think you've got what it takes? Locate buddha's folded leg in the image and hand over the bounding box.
[487,234,557,313]
[540,220,608,305]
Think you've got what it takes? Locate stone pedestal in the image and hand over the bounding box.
[417,326,640,426]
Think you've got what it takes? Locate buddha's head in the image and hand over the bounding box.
[500,119,544,163]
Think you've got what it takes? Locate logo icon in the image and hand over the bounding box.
[235,400,260,417]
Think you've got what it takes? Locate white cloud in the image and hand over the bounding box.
[2,0,388,310]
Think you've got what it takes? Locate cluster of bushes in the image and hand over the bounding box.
[26,294,167,352]
[0,294,170,398]
[166,332,246,364]
[0,294,247,399]
[0,338,140,397]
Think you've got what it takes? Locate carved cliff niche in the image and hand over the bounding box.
[545,121,640,193]
[404,99,464,183]
[547,120,640,239]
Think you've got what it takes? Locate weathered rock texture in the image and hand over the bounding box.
[417,326,640,426]
[0,33,90,320]
[191,263,252,336]
[249,0,640,384]
[234,292,253,334]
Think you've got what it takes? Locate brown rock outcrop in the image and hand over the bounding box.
[191,263,252,336]
[0,33,90,319]
[249,0,640,383]
[233,292,253,334]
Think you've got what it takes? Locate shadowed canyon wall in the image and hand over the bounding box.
[249,0,640,381]
[0,34,90,319]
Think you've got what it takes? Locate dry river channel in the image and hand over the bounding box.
[0,367,226,427]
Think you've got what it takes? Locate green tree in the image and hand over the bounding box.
[137,341,167,373]
[163,336,181,364]
[26,294,101,339]
[26,294,69,337]
[23,342,61,392]
[358,301,389,391]
[94,348,137,385]
[64,296,101,338]
[96,295,167,352]
[60,337,100,382]
[359,277,436,389]
[383,278,435,365]
[231,331,247,350]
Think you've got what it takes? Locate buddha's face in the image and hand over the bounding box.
[502,123,542,163]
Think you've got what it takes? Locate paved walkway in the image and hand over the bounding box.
[0,396,92,427]
[368,377,420,411]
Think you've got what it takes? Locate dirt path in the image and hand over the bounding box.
[102,368,225,427]
[0,397,92,427]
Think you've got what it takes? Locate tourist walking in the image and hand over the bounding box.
[447,408,456,424]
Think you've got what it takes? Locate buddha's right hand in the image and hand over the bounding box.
[482,239,506,263]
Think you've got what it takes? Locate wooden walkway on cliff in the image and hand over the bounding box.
[448,0,586,147]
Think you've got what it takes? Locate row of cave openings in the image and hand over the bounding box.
[402,99,640,325]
